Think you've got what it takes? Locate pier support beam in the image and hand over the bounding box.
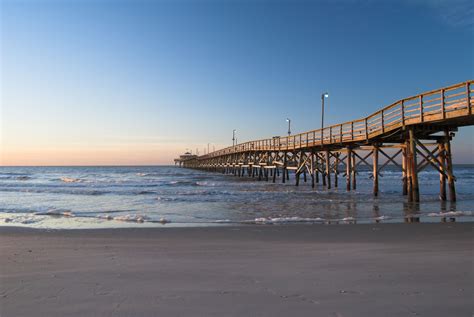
[346,148,352,191]
[326,151,331,189]
[438,142,447,201]
[373,145,379,196]
[444,129,456,202]
[351,151,357,190]
[402,147,408,196]
[408,128,420,202]
[315,154,319,184]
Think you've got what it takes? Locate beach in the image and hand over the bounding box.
[0,223,472,316]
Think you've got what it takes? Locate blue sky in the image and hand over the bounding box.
[1,0,473,164]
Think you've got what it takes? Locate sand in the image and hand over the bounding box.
[0,223,472,317]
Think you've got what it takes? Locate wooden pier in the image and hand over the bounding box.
[176,80,474,202]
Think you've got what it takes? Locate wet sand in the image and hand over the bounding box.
[0,223,472,317]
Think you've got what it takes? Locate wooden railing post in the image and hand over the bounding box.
[467,82,471,115]
[401,100,405,128]
[340,124,343,143]
[419,95,424,122]
[381,110,385,133]
[365,118,368,140]
[351,122,354,140]
[441,89,445,119]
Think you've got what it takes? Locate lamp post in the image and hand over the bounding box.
[286,118,291,136]
[232,129,236,146]
[321,92,329,142]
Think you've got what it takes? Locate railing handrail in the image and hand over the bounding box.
[198,80,473,160]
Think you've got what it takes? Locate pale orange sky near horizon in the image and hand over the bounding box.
[1,127,473,166]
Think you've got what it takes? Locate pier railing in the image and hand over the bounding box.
[201,80,473,159]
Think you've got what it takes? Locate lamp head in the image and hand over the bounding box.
[322,92,329,98]
[286,118,290,122]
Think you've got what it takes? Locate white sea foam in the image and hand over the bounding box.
[197,181,216,186]
[159,218,170,224]
[427,211,472,217]
[113,214,148,223]
[97,215,113,220]
[60,177,82,183]
[34,209,74,217]
[341,217,355,222]
[374,215,390,221]
[253,217,324,224]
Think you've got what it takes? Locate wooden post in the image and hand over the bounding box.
[351,151,357,190]
[406,139,413,202]
[346,148,352,191]
[321,154,327,186]
[402,147,408,196]
[373,145,379,196]
[315,154,320,183]
[282,153,286,183]
[409,128,420,202]
[273,166,277,183]
[326,150,331,189]
[444,129,456,202]
[311,152,315,188]
[295,152,302,187]
[438,142,446,201]
[334,152,339,188]
[467,82,471,115]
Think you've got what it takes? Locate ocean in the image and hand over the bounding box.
[0,165,473,228]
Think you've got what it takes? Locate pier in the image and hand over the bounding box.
[176,80,474,203]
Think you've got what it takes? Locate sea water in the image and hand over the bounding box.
[0,165,473,228]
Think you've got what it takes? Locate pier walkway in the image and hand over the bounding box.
[176,80,474,203]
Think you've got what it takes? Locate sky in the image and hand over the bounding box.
[1,0,473,165]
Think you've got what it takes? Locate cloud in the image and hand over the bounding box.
[424,0,474,28]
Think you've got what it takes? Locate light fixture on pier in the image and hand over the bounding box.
[232,129,236,146]
[286,118,291,136]
[321,92,329,141]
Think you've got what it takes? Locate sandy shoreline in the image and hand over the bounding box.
[1,223,472,316]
